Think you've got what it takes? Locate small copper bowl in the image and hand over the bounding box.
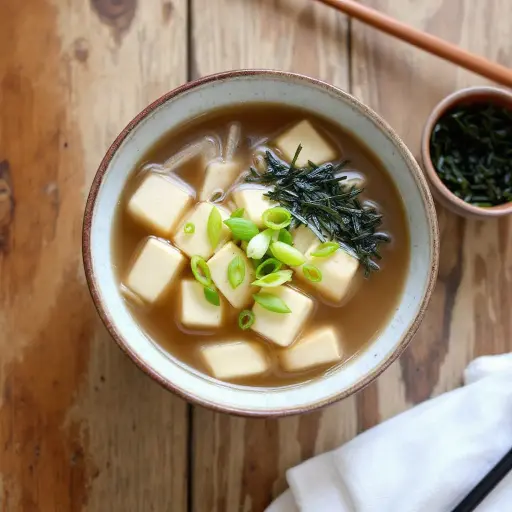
[421,86,512,219]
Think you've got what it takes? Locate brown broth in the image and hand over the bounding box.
[112,103,410,387]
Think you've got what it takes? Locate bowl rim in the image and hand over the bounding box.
[83,69,440,417]
[421,86,512,218]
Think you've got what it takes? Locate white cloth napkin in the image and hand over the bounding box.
[267,354,512,512]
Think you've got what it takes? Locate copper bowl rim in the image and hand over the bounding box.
[421,86,512,218]
[83,69,440,417]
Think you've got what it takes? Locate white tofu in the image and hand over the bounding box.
[275,120,337,168]
[296,243,359,303]
[251,286,314,347]
[174,202,231,259]
[125,237,185,303]
[207,242,257,309]
[120,284,145,307]
[200,341,269,380]
[279,327,343,372]
[200,160,240,201]
[232,187,277,227]
[127,174,193,236]
[180,279,224,329]
[291,225,318,254]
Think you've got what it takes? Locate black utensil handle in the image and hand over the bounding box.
[451,447,512,512]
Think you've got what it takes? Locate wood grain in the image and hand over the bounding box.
[2,0,511,510]
[0,0,189,510]
[190,0,512,510]
[352,0,512,425]
[190,1,357,511]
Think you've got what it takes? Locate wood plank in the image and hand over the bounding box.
[190,1,512,510]
[351,0,512,426]
[0,1,189,510]
[190,1,353,510]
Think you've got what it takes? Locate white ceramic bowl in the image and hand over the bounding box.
[83,70,439,416]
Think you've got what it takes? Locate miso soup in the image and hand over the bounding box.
[112,104,410,387]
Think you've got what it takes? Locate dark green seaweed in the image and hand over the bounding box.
[245,146,389,276]
[430,103,512,207]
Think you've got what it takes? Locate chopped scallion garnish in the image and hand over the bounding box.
[278,229,293,246]
[252,269,293,287]
[311,241,339,258]
[223,218,259,241]
[246,228,273,259]
[253,292,291,314]
[255,258,282,279]
[207,206,223,249]
[203,285,220,306]
[302,264,322,282]
[184,222,195,234]
[270,241,306,266]
[238,310,255,330]
[191,255,212,287]
[230,208,245,218]
[262,207,292,230]
[227,255,245,289]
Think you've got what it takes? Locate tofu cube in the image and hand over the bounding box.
[291,225,318,254]
[180,279,224,329]
[208,242,257,309]
[279,327,342,372]
[251,286,314,347]
[120,283,145,307]
[200,160,241,201]
[174,202,231,259]
[296,243,359,303]
[275,120,337,168]
[125,237,185,303]
[232,187,277,227]
[200,341,270,381]
[127,174,193,236]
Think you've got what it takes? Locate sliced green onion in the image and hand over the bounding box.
[278,229,293,246]
[252,270,293,287]
[223,218,259,241]
[262,207,292,230]
[253,292,291,314]
[270,241,306,266]
[255,258,282,279]
[184,222,195,234]
[191,255,212,287]
[228,255,245,289]
[311,241,339,258]
[246,228,273,259]
[241,240,249,251]
[251,258,262,269]
[207,206,223,249]
[230,208,245,218]
[302,264,322,282]
[203,286,220,306]
[238,310,255,330]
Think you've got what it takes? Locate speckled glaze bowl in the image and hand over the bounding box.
[83,70,439,417]
[421,86,512,219]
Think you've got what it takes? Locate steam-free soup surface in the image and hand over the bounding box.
[112,104,410,387]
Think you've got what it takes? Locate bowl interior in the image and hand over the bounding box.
[85,72,438,415]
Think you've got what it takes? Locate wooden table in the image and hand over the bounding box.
[1,0,511,510]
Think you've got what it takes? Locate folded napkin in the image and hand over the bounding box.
[267,354,512,512]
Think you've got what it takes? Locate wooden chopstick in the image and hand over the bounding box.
[451,447,512,512]
[313,0,512,88]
